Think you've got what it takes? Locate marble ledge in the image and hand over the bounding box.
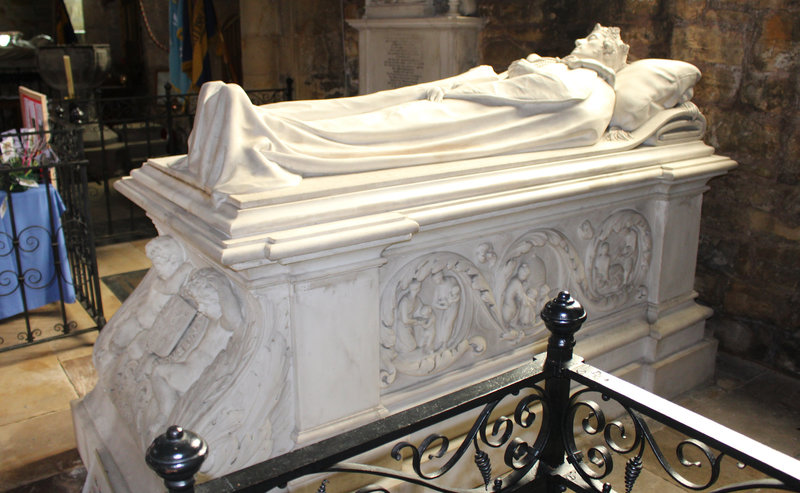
[118,141,734,271]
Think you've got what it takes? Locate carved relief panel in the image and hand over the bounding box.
[580,210,652,309]
[379,253,496,387]
[379,209,652,391]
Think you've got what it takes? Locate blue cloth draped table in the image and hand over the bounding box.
[0,185,75,319]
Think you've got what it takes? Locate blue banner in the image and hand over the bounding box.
[181,0,219,91]
[169,0,192,94]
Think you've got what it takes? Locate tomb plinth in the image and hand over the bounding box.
[349,1,481,94]
[72,105,734,491]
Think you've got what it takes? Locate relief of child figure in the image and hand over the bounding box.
[395,280,436,354]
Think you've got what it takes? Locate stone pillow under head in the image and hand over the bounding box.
[610,58,702,132]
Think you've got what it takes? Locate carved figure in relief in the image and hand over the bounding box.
[380,255,494,386]
[593,241,612,289]
[89,241,293,476]
[395,280,434,353]
[94,236,190,371]
[591,224,643,294]
[501,255,551,331]
[583,210,651,308]
[475,242,497,266]
[431,270,462,351]
[502,263,535,328]
[171,25,630,196]
[620,229,637,285]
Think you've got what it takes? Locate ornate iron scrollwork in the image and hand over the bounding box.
[562,388,796,492]
[332,384,551,491]
[148,292,800,493]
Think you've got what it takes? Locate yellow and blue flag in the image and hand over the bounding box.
[181,0,219,91]
[169,0,192,93]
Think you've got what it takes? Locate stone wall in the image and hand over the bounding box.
[240,0,361,99]
[676,1,800,376]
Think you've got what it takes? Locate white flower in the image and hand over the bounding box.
[1,137,16,164]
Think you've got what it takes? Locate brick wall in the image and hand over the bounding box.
[676,1,800,376]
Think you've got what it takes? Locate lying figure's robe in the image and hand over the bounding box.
[171,55,617,197]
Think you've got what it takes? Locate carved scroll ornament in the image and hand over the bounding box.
[93,236,294,476]
[380,211,651,388]
[380,253,503,387]
[581,210,651,309]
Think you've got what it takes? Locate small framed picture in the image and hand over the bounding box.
[19,86,49,133]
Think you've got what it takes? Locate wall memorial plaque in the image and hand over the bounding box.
[349,15,482,94]
[383,34,425,88]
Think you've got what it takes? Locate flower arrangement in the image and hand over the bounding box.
[0,128,57,192]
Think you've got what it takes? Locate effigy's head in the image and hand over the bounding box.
[570,23,629,72]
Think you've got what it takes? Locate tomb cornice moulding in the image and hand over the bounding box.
[117,142,735,270]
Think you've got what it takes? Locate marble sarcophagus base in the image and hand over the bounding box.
[72,104,735,492]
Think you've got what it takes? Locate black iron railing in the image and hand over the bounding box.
[0,127,105,352]
[48,81,294,244]
[146,292,800,492]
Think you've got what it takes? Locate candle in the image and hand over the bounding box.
[63,55,75,99]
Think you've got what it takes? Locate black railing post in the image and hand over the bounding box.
[164,83,175,154]
[285,77,294,101]
[539,291,586,489]
[146,425,208,492]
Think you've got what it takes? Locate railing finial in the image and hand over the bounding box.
[540,290,586,373]
[146,425,208,492]
[539,291,587,474]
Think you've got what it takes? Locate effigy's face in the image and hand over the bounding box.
[572,32,607,61]
[570,27,628,71]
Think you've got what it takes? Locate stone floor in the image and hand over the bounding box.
[0,239,798,492]
[0,239,152,492]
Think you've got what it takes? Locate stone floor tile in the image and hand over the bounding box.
[97,279,124,320]
[95,243,152,278]
[715,352,770,386]
[48,331,98,363]
[130,237,152,256]
[0,305,75,355]
[0,339,52,367]
[0,408,78,487]
[59,355,97,399]
[0,300,99,356]
[0,353,77,426]
[673,378,800,459]
[639,425,769,488]
[0,450,84,492]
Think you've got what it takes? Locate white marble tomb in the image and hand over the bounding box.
[72,33,736,491]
